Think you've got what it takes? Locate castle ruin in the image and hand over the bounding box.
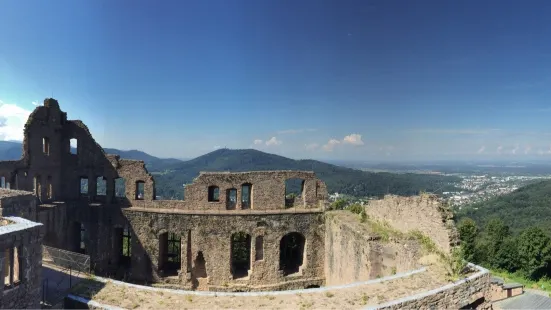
[0,98,494,308]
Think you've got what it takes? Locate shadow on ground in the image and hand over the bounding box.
[42,264,101,308]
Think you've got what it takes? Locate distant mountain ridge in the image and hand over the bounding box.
[153,148,460,199]
[0,141,460,199]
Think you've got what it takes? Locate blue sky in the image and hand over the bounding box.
[1,0,551,161]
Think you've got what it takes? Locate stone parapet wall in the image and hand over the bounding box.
[0,189,37,221]
[324,211,422,286]
[371,264,491,310]
[365,194,459,253]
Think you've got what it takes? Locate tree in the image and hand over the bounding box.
[457,217,478,263]
[517,227,551,280]
[494,237,520,272]
[483,218,510,268]
[331,198,348,210]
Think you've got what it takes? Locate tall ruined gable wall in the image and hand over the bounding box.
[365,194,459,253]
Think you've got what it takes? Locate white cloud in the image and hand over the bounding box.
[213,145,221,150]
[31,101,40,106]
[305,143,319,150]
[343,133,364,145]
[322,139,340,152]
[0,100,32,141]
[265,137,282,146]
[524,145,532,155]
[277,128,317,135]
[321,133,365,152]
[511,144,519,155]
[253,139,263,145]
[477,146,485,154]
[496,145,503,154]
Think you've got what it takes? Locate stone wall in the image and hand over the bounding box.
[324,211,422,285]
[373,264,491,309]
[365,194,459,253]
[183,171,326,210]
[0,189,37,221]
[0,217,44,309]
[122,208,325,291]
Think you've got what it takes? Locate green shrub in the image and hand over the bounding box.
[346,203,364,214]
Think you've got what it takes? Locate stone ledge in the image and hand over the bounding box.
[0,188,34,199]
[124,207,325,215]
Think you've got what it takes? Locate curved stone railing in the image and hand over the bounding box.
[365,263,490,310]
[65,264,491,309]
[78,266,427,297]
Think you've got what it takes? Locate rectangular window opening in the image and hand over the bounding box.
[4,247,21,289]
[43,137,50,155]
[97,177,107,196]
[70,138,78,155]
[255,236,264,261]
[136,181,145,200]
[115,178,126,198]
[80,177,88,196]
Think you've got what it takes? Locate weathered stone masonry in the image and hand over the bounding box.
[365,194,459,253]
[0,210,44,309]
[0,98,329,291]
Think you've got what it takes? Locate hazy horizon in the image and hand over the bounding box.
[2,0,551,161]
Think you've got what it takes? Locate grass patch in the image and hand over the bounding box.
[408,230,439,254]
[368,219,405,241]
[346,204,368,223]
[360,293,369,305]
[491,269,551,294]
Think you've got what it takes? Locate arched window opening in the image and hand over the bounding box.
[0,177,4,188]
[97,177,107,196]
[193,251,207,278]
[207,186,219,202]
[135,181,145,200]
[285,178,305,208]
[241,183,252,209]
[226,188,237,210]
[43,137,50,155]
[159,232,181,276]
[231,232,251,279]
[70,138,78,155]
[115,178,126,198]
[255,236,264,261]
[5,182,9,190]
[80,177,88,197]
[280,232,305,276]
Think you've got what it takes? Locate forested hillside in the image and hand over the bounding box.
[456,180,551,234]
[456,180,551,282]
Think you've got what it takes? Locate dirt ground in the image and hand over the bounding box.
[71,260,452,310]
